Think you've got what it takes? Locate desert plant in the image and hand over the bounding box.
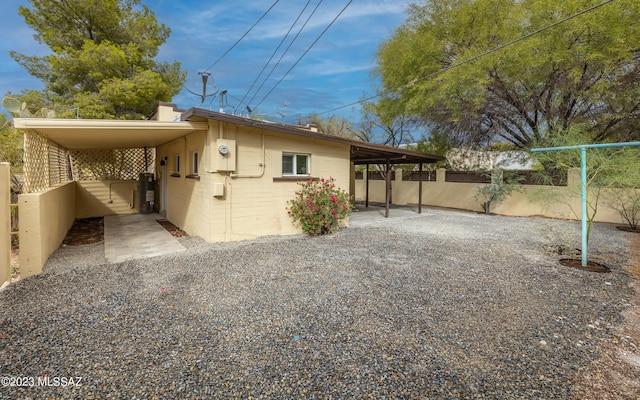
[603,188,640,232]
[287,177,352,236]
[538,221,580,257]
[476,170,522,214]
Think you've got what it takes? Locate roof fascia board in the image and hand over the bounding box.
[181,108,444,163]
[13,118,208,131]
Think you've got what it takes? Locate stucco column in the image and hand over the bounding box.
[436,168,447,183]
[0,163,11,286]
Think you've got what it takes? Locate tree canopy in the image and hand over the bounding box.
[375,0,640,148]
[10,0,185,119]
[296,114,363,140]
[0,114,23,175]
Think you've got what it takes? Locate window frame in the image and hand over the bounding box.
[282,153,310,176]
[171,153,181,177]
[191,150,199,176]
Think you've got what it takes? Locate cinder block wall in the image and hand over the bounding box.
[19,182,75,278]
[355,168,627,224]
[0,163,10,286]
[75,180,138,218]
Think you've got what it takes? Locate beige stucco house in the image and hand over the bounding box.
[12,103,442,276]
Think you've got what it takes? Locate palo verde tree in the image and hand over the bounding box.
[375,0,640,148]
[600,146,640,232]
[359,88,423,147]
[10,0,185,119]
[531,127,640,244]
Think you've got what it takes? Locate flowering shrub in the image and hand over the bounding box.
[287,177,352,236]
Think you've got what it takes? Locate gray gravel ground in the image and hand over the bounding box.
[0,208,635,399]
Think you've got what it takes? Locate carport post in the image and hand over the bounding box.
[365,163,369,208]
[385,158,390,218]
[418,163,423,214]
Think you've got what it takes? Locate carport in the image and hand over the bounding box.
[12,117,207,277]
[349,142,444,217]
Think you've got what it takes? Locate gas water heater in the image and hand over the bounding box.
[139,172,155,214]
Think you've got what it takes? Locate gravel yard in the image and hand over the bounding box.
[0,208,637,398]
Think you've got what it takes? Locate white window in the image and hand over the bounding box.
[175,154,181,173]
[191,151,199,176]
[282,153,310,176]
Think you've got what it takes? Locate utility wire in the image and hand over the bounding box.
[254,0,354,110]
[203,0,281,73]
[313,0,617,117]
[247,0,324,109]
[238,0,314,112]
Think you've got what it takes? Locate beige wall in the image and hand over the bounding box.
[75,180,138,218]
[156,121,351,242]
[355,168,628,224]
[19,181,76,278]
[0,163,10,286]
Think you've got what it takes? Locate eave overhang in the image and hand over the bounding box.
[13,118,209,149]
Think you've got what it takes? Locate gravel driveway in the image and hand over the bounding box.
[0,208,635,398]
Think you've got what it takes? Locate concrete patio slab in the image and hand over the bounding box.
[104,213,185,263]
[348,204,434,228]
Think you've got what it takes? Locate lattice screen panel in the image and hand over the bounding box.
[49,141,71,186]
[23,130,48,193]
[69,148,155,181]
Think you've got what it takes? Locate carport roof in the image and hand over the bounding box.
[182,108,445,165]
[12,118,208,149]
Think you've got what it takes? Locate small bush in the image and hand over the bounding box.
[287,177,352,236]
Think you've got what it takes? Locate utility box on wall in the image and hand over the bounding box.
[213,182,225,197]
[216,139,236,172]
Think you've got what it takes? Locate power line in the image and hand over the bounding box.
[246,0,324,109]
[313,0,617,117]
[254,0,354,110]
[203,0,281,73]
[238,0,314,111]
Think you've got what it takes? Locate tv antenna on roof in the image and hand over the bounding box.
[185,71,218,105]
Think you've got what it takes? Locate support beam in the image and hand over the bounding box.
[365,163,369,208]
[418,163,423,214]
[385,158,390,218]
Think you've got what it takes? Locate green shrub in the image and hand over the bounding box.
[287,177,352,236]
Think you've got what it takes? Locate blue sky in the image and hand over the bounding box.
[0,0,413,123]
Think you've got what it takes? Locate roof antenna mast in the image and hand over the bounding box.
[219,90,228,113]
[185,71,218,107]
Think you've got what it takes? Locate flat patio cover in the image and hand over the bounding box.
[12,118,208,149]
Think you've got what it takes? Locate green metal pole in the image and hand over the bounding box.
[580,147,588,266]
[531,141,640,268]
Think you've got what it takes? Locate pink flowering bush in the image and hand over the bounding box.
[287,177,352,236]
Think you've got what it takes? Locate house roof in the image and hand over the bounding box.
[13,107,445,165]
[182,108,444,165]
[13,118,208,150]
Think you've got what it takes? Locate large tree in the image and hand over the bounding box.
[359,89,422,147]
[375,0,640,148]
[10,0,185,119]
